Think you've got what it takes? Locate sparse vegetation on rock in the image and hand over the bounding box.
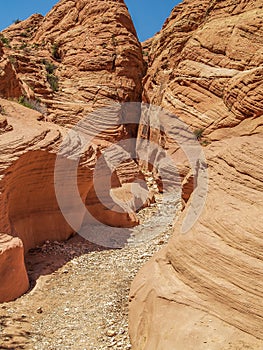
[18,96,46,114]
[51,42,60,60]
[0,34,10,47]
[193,128,204,140]
[47,73,59,91]
[42,59,56,74]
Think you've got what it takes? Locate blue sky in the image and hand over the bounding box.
[0,0,181,42]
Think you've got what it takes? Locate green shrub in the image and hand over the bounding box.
[42,59,59,91]
[14,19,21,24]
[0,34,10,47]
[111,34,117,47]
[201,140,210,146]
[0,105,6,115]
[51,42,60,60]
[32,43,39,49]
[8,55,17,66]
[193,128,204,141]
[19,42,27,50]
[43,59,56,74]
[21,31,29,38]
[47,73,59,91]
[18,96,35,109]
[18,96,46,114]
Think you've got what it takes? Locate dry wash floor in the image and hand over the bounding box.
[0,193,179,350]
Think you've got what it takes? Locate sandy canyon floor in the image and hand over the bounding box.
[0,188,179,349]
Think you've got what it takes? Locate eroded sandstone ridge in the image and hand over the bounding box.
[2,0,144,124]
[0,0,145,302]
[130,0,263,348]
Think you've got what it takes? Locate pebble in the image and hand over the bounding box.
[106,330,117,337]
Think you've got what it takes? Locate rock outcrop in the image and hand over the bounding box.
[0,234,29,303]
[0,0,145,302]
[2,0,145,126]
[0,98,91,301]
[142,0,263,140]
[130,0,263,348]
[130,134,263,349]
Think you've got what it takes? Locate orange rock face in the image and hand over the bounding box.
[2,0,145,126]
[142,0,263,143]
[0,0,145,302]
[139,0,263,195]
[130,0,263,348]
[130,134,263,348]
[0,234,29,303]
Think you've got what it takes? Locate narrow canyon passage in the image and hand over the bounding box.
[0,180,181,349]
[0,0,262,348]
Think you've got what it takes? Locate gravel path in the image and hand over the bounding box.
[0,189,181,349]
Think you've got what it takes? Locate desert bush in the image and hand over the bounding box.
[21,31,29,38]
[193,128,204,140]
[32,43,39,49]
[47,73,59,91]
[19,42,27,50]
[42,59,59,92]
[18,96,47,114]
[51,42,61,60]
[0,34,10,47]
[8,55,17,67]
[43,59,56,74]
[0,105,6,115]
[111,34,117,47]
[18,96,34,109]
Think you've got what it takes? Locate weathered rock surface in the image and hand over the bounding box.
[0,0,145,302]
[142,0,263,140]
[0,98,90,301]
[130,134,263,349]
[0,234,29,303]
[130,0,263,348]
[2,0,145,126]
[1,5,262,350]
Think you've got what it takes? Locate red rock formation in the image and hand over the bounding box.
[2,0,145,126]
[0,99,82,300]
[0,234,29,303]
[0,0,145,302]
[142,0,263,140]
[0,42,22,98]
[130,133,263,348]
[130,0,263,348]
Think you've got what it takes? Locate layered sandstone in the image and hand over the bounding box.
[0,98,91,301]
[0,0,145,302]
[2,0,145,126]
[130,0,263,348]
[130,133,263,349]
[142,0,263,140]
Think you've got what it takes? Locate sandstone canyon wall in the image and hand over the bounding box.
[129,0,263,349]
[0,4,262,349]
[0,0,145,302]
